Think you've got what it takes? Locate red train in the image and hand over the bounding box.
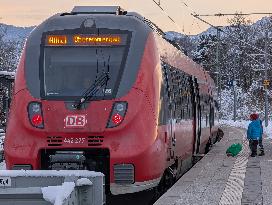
[4,6,219,195]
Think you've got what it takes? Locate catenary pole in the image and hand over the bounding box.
[233,80,237,122]
[216,27,221,117]
[264,31,269,127]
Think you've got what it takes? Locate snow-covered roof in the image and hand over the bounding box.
[0,71,15,78]
[0,170,104,177]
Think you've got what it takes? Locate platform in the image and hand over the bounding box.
[155,126,272,205]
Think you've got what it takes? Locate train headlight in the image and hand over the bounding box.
[116,103,124,112]
[32,103,41,113]
[107,102,127,128]
[28,102,44,128]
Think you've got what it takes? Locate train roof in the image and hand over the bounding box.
[71,6,126,15]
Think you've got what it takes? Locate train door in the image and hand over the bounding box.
[169,109,176,159]
[192,78,201,155]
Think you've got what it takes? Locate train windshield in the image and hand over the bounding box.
[43,45,128,100]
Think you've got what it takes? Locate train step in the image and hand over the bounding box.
[0,170,105,205]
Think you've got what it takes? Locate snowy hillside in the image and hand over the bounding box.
[165,31,186,41]
[166,16,272,45]
[0,23,34,42]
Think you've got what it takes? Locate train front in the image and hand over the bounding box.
[4,7,166,195]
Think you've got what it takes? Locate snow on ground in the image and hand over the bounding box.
[0,162,6,170]
[42,178,94,205]
[220,120,249,130]
[220,120,272,139]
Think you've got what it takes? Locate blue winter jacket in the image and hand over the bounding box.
[247,119,263,140]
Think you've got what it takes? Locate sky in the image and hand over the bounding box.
[0,0,272,35]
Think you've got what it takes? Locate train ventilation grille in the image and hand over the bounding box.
[47,136,63,146]
[114,164,135,184]
[88,136,104,146]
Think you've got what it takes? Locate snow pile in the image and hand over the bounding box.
[76,178,93,186]
[220,120,249,129]
[0,129,4,151]
[42,178,93,205]
[0,161,6,170]
[0,137,4,151]
[42,182,75,205]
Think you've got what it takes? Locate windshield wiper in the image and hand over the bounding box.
[74,72,110,109]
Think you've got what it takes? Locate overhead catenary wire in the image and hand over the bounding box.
[152,0,175,23]
[151,0,185,33]
[180,1,272,18]
[181,0,198,16]
[195,12,272,17]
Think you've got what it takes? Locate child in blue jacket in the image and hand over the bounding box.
[247,113,263,157]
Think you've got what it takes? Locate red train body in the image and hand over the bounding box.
[4,6,219,195]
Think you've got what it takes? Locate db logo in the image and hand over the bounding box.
[64,115,87,128]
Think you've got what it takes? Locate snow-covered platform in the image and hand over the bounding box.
[155,126,272,205]
[0,170,104,205]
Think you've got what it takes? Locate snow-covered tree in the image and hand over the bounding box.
[0,26,23,71]
[188,14,272,119]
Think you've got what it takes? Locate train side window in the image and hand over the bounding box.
[159,61,171,125]
[210,105,215,126]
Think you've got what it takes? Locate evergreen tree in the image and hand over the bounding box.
[0,26,22,72]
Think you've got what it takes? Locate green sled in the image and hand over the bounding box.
[226,143,242,157]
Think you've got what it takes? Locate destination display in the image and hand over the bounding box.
[46,34,126,46]
[47,35,67,45]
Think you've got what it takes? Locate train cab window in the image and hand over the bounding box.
[42,38,129,100]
